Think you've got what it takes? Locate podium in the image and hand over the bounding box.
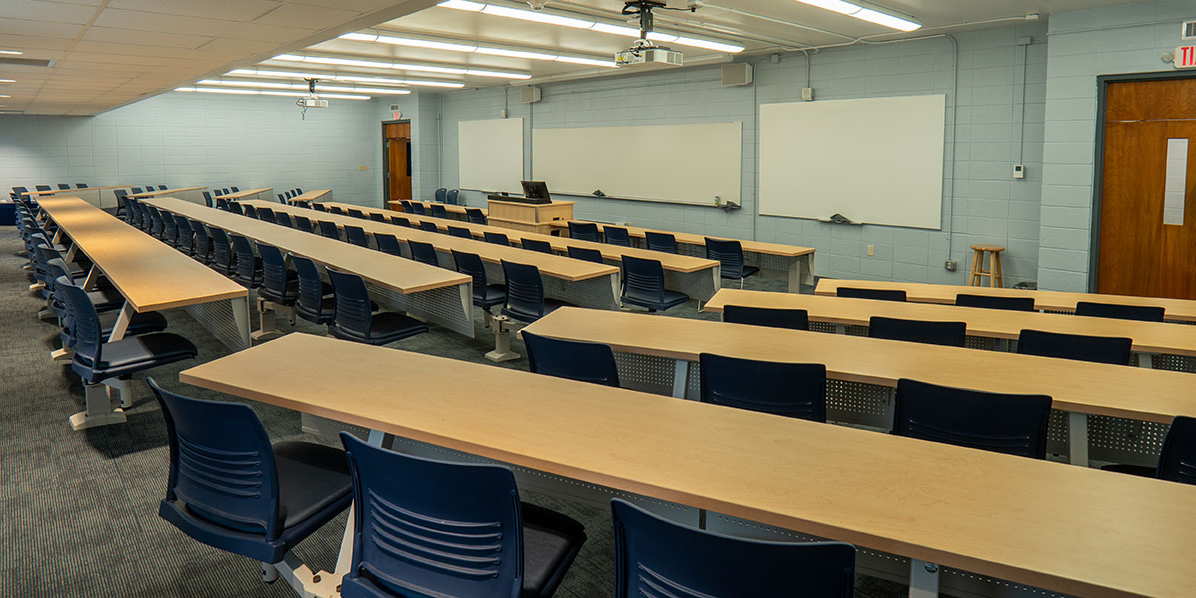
[486,196,574,234]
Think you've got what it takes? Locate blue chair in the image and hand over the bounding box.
[374,233,402,257]
[521,238,554,254]
[500,260,564,324]
[226,202,244,216]
[293,215,313,233]
[1159,416,1196,485]
[147,206,166,238]
[484,231,510,246]
[566,246,605,264]
[452,249,506,319]
[700,353,826,421]
[230,186,239,192]
[161,210,181,245]
[328,206,344,216]
[706,238,759,288]
[277,193,287,203]
[611,498,855,598]
[243,204,258,220]
[837,287,906,302]
[419,221,439,233]
[318,220,340,240]
[567,221,600,242]
[76,183,88,188]
[150,379,352,584]
[293,188,303,195]
[209,227,235,276]
[466,208,487,225]
[431,204,448,219]
[1075,301,1165,322]
[174,214,194,254]
[344,225,369,248]
[645,231,677,253]
[158,185,168,191]
[275,212,293,228]
[216,198,229,211]
[220,188,230,196]
[326,269,427,345]
[604,226,631,247]
[390,216,411,228]
[433,188,447,203]
[369,212,386,223]
[347,208,365,219]
[448,225,473,239]
[291,255,335,326]
[257,243,299,308]
[399,200,413,212]
[723,305,809,331]
[524,331,620,387]
[1017,329,1132,365]
[230,234,263,288]
[409,202,427,216]
[893,378,1052,458]
[257,207,276,224]
[190,218,212,264]
[407,239,439,267]
[113,189,130,219]
[36,184,53,191]
[57,183,71,190]
[202,191,214,208]
[621,255,689,312]
[446,189,459,205]
[312,203,327,212]
[869,316,966,347]
[338,432,586,598]
[955,293,1035,311]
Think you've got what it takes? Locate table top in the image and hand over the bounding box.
[247,201,620,283]
[145,198,469,295]
[127,186,207,198]
[179,332,1196,598]
[214,188,271,200]
[38,196,246,311]
[388,199,478,215]
[549,220,815,258]
[706,288,1196,357]
[324,201,719,275]
[814,279,1196,322]
[24,185,131,197]
[522,307,1196,423]
[292,189,332,202]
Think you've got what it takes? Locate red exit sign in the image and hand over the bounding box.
[1176,46,1196,68]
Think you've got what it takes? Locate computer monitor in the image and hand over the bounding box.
[520,180,552,204]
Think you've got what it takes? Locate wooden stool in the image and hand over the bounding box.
[969,244,1004,288]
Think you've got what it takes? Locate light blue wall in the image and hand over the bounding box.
[1039,0,1196,291]
[432,23,1048,287]
[1,91,386,206]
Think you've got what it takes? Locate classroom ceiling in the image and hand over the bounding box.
[0,0,440,116]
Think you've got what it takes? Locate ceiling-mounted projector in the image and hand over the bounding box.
[297,78,329,110]
[616,0,683,67]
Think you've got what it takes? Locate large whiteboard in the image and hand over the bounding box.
[532,122,742,206]
[458,118,523,192]
[759,95,946,229]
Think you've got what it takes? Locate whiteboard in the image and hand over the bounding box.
[458,118,523,192]
[759,95,946,229]
[532,122,741,206]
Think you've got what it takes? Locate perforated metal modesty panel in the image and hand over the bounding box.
[663,269,718,302]
[482,260,620,310]
[183,300,250,351]
[371,281,474,338]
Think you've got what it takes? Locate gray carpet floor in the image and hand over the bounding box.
[0,224,905,597]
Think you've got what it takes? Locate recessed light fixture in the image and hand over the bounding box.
[0,50,23,55]
[0,79,14,83]
[271,54,531,79]
[228,68,466,88]
[438,1,745,52]
[0,95,10,98]
[339,32,617,68]
[199,79,411,95]
[793,0,920,31]
[176,87,371,100]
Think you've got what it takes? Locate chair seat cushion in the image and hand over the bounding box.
[474,284,507,308]
[259,276,299,304]
[341,312,428,345]
[722,265,760,280]
[273,441,353,529]
[623,290,689,312]
[75,333,198,383]
[520,502,587,598]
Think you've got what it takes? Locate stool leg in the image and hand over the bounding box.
[969,250,981,286]
[994,252,1003,288]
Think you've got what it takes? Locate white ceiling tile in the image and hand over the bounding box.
[1,1,100,25]
[71,40,193,58]
[82,26,213,49]
[105,0,280,21]
[91,9,240,37]
[0,19,86,39]
[252,4,363,29]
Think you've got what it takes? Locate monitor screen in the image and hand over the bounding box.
[521,180,551,202]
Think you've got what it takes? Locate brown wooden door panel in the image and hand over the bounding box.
[383,122,412,202]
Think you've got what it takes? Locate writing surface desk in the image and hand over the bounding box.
[521,307,1196,467]
[37,195,249,430]
[247,201,622,311]
[290,189,331,204]
[27,185,132,210]
[144,197,475,338]
[550,219,816,292]
[179,332,1196,598]
[128,186,208,204]
[387,199,481,220]
[214,188,272,202]
[815,278,1196,323]
[322,201,721,302]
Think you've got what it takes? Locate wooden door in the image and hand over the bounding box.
[384,122,412,201]
[1097,78,1196,299]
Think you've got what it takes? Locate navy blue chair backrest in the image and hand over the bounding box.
[57,183,71,190]
[700,353,827,422]
[318,221,340,239]
[407,240,439,266]
[191,218,210,256]
[216,197,229,211]
[705,238,748,278]
[1159,416,1196,485]
[409,202,426,215]
[348,208,365,219]
[399,200,413,211]
[36,185,53,191]
[58,282,104,366]
[434,188,447,203]
[501,260,545,322]
[419,221,439,233]
[448,226,473,239]
[231,234,259,283]
[604,226,631,246]
[524,332,620,387]
[520,238,554,254]
[611,499,855,598]
[294,215,313,233]
[175,214,193,243]
[431,204,448,219]
[158,185,168,191]
[566,246,605,264]
[1075,301,1165,322]
[374,233,402,256]
[76,183,88,188]
[446,189,460,204]
[955,293,1035,311]
[339,432,525,598]
[230,186,239,192]
[312,203,327,212]
[723,305,809,330]
[258,243,290,298]
[226,202,243,215]
[327,269,374,341]
[644,231,676,253]
[243,204,258,219]
[328,206,344,216]
[621,255,667,305]
[278,193,286,203]
[893,378,1052,459]
[344,225,369,247]
[567,221,601,242]
[465,208,487,225]
[257,206,275,224]
[291,255,327,317]
[210,227,233,269]
[1017,329,1132,365]
[369,212,386,223]
[484,231,510,246]
[202,191,213,208]
[150,379,281,536]
[837,287,907,301]
[131,187,143,194]
[390,216,411,228]
[275,212,293,228]
[452,250,488,288]
[869,316,967,347]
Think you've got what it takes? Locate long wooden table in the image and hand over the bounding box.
[521,307,1196,467]
[706,288,1196,364]
[179,332,1196,598]
[549,219,817,292]
[36,195,250,430]
[815,278,1196,323]
[214,187,272,201]
[128,186,209,205]
[325,201,722,302]
[290,189,331,204]
[247,201,623,311]
[144,198,476,338]
[387,199,482,219]
[27,185,131,210]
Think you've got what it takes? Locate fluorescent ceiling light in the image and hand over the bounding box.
[792,0,921,31]
[437,1,744,52]
[476,47,558,60]
[200,79,410,95]
[271,54,531,78]
[0,94,10,98]
[554,55,616,67]
[341,31,616,67]
[235,68,463,88]
[467,69,531,79]
[0,50,22,55]
[177,87,371,100]
[0,79,14,83]
[370,34,477,53]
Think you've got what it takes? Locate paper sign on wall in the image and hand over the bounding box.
[1175,46,1196,68]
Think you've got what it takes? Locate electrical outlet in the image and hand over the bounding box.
[867,244,874,256]
[945,260,957,272]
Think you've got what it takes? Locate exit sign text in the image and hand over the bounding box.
[1176,46,1196,68]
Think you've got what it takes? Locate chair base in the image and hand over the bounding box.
[251,299,293,343]
[29,282,45,292]
[485,316,521,362]
[69,407,127,430]
[260,551,341,598]
[50,347,73,363]
[37,307,56,321]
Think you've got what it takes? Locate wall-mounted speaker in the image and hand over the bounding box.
[521,86,542,103]
[721,63,753,87]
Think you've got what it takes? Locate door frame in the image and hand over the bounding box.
[1089,70,1196,292]
[381,119,411,204]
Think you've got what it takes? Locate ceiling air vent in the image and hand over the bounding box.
[1184,20,1196,40]
[0,57,54,68]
